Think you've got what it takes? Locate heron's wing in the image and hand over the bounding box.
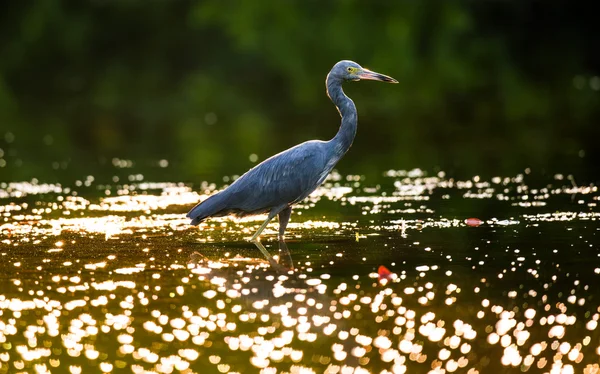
[224,141,330,212]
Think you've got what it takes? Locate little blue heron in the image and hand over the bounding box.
[187,60,397,240]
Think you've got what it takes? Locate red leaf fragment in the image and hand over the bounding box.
[465,218,483,227]
[378,265,392,280]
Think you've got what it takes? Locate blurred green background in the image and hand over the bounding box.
[0,1,599,183]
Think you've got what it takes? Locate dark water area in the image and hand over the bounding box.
[2,2,600,183]
[1,170,599,373]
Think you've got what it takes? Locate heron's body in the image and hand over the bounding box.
[187,60,396,240]
[190,140,332,220]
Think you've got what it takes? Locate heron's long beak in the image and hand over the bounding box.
[358,68,398,83]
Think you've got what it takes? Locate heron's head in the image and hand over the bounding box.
[331,60,398,83]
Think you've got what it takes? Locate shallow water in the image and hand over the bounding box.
[1,170,599,374]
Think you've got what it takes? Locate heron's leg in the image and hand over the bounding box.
[278,206,292,241]
[250,211,277,241]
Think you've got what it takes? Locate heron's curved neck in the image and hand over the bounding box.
[326,73,357,159]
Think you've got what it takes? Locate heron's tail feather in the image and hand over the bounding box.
[186,192,228,226]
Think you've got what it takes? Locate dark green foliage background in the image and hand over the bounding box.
[1,1,598,182]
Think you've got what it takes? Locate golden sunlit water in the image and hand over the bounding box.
[1,170,599,373]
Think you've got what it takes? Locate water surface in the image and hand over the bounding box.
[1,170,599,373]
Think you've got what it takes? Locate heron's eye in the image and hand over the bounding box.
[347,67,353,73]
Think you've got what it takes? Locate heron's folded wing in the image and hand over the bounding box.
[226,141,329,211]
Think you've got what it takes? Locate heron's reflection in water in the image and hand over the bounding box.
[187,240,294,273]
[252,240,294,273]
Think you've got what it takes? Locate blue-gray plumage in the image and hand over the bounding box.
[187,60,397,240]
